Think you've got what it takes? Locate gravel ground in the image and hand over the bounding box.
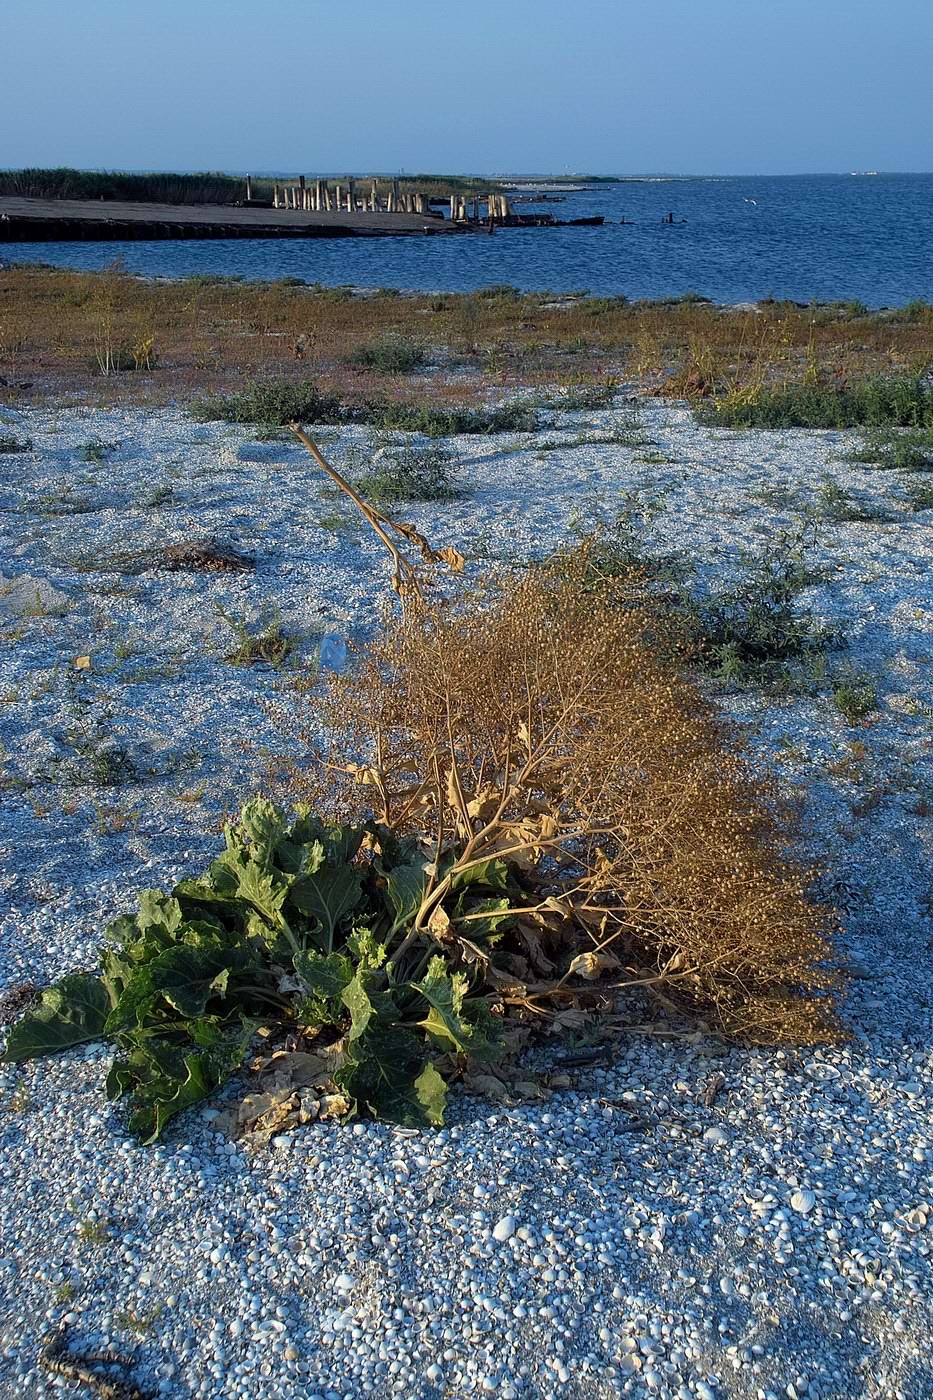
[0,397,931,1400]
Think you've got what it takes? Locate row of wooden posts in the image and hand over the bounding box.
[268,177,430,215]
[247,174,513,222]
[448,192,513,222]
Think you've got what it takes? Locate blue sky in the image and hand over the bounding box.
[2,0,930,175]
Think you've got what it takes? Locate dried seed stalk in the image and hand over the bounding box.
[289,424,464,607]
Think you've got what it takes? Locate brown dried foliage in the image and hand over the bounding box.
[286,552,841,1046]
[3,263,931,408]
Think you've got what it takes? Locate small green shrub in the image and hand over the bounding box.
[82,437,116,463]
[0,434,32,454]
[546,377,620,412]
[347,336,426,374]
[191,380,342,427]
[702,376,933,430]
[905,479,933,512]
[216,605,294,667]
[190,379,538,437]
[846,427,933,472]
[354,444,458,503]
[810,476,895,524]
[832,668,878,724]
[691,528,835,683]
[363,398,539,437]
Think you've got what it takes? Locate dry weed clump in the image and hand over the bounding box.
[288,548,841,1046]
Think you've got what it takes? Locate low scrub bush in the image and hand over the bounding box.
[364,399,540,437]
[846,427,933,472]
[191,380,342,427]
[215,604,294,668]
[352,443,458,503]
[347,336,426,375]
[832,668,878,725]
[701,375,933,430]
[905,479,933,512]
[689,528,836,683]
[0,434,32,453]
[190,379,539,437]
[546,377,620,412]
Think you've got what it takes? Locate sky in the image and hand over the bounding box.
[2,0,931,176]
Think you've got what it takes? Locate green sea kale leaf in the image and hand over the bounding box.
[2,973,110,1062]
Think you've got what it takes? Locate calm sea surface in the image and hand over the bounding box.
[3,174,931,305]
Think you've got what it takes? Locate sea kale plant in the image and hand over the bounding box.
[3,799,507,1139]
[3,433,843,1144]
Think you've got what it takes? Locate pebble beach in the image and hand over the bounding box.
[0,395,931,1400]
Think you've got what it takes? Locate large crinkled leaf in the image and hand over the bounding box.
[232,861,291,929]
[290,813,365,867]
[135,890,184,938]
[120,1021,254,1142]
[338,1023,429,1125]
[274,836,325,878]
[347,926,387,970]
[341,973,374,1042]
[385,862,427,931]
[455,896,513,941]
[2,973,110,1062]
[414,1061,448,1125]
[290,865,362,943]
[294,949,355,999]
[104,966,160,1034]
[146,943,235,1018]
[99,947,137,1007]
[413,956,472,1051]
[415,956,501,1058]
[236,797,288,866]
[450,857,510,893]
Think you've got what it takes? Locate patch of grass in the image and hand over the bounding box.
[216,604,295,667]
[34,492,97,516]
[0,434,32,453]
[364,398,540,437]
[353,443,459,504]
[690,527,836,684]
[347,336,426,375]
[114,1305,163,1336]
[846,426,933,472]
[702,375,933,430]
[904,479,933,512]
[192,379,342,427]
[81,437,116,462]
[76,1218,109,1246]
[810,476,896,524]
[142,484,174,508]
[568,490,684,589]
[545,377,620,412]
[832,668,878,724]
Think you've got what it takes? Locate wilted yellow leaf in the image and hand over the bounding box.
[567,950,622,980]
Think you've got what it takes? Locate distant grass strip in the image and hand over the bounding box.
[701,375,933,430]
[846,426,933,471]
[0,166,253,205]
[192,378,541,436]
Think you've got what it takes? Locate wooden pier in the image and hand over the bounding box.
[0,183,604,243]
[0,196,454,243]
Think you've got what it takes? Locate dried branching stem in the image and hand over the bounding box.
[289,423,464,607]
